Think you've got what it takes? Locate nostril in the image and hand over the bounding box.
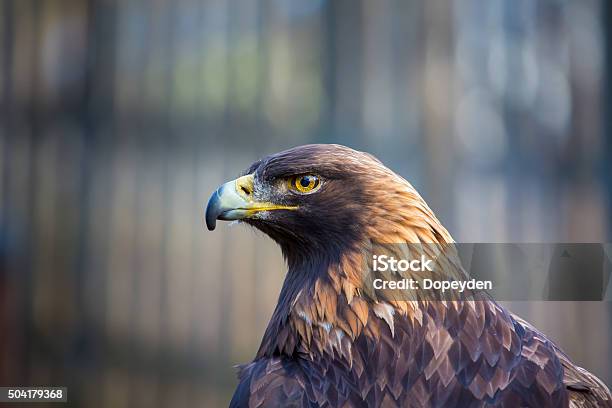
[235,175,255,199]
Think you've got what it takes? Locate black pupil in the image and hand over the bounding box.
[300,176,312,188]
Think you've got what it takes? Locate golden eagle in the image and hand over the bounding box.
[206,144,611,407]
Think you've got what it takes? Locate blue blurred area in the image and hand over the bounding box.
[0,0,610,406]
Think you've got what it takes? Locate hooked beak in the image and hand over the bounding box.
[205,174,297,230]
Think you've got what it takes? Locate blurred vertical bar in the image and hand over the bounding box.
[327,0,363,146]
[0,0,17,387]
[165,0,197,404]
[192,0,229,404]
[81,0,117,406]
[15,0,39,389]
[421,0,454,226]
[603,0,612,386]
[605,0,612,240]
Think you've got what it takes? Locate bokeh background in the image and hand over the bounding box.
[1,0,611,406]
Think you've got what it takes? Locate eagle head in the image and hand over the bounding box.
[206,144,452,263]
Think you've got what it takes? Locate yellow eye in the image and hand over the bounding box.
[289,174,321,194]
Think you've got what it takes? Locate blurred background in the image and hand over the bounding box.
[1,0,611,406]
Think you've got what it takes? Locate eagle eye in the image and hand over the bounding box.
[289,174,321,194]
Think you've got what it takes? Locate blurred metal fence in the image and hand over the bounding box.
[0,0,611,406]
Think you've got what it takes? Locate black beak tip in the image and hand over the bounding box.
[205,191,219,231]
